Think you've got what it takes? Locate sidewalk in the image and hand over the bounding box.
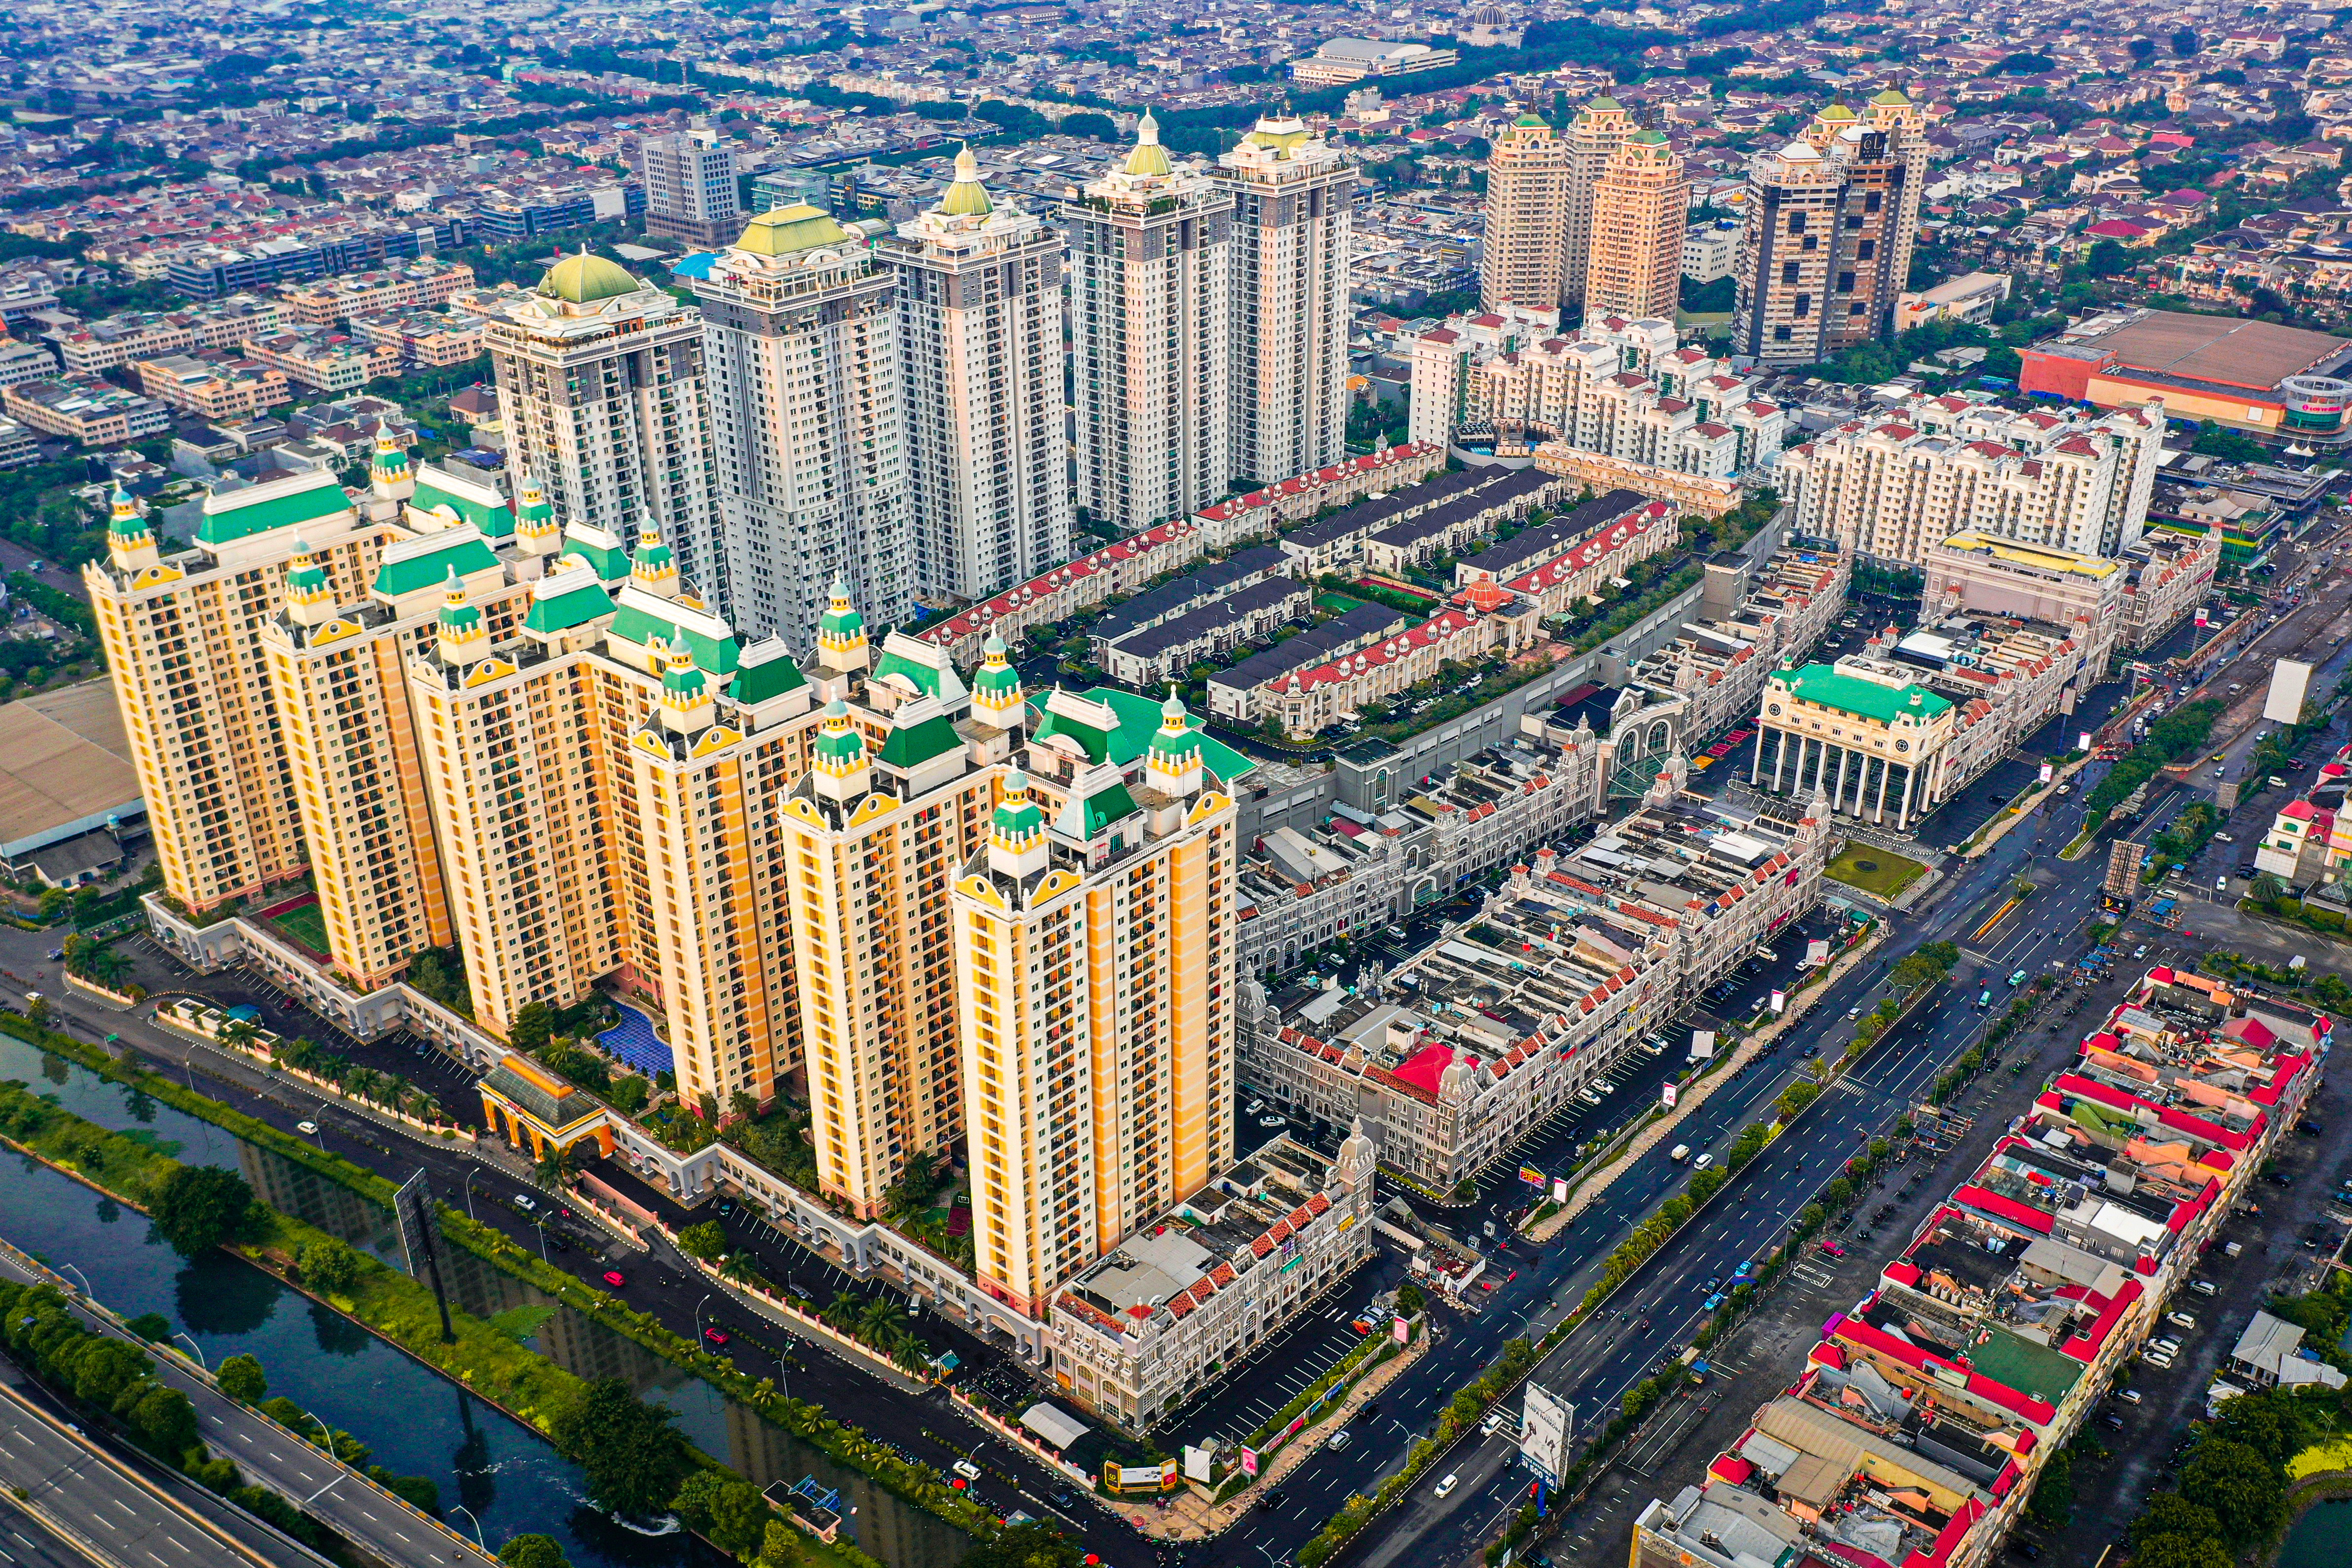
[1525,925,1888,1246]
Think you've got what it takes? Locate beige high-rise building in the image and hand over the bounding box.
[1563,97,1632,317]
[877,148,1069,607]
[954,687,1239,1316]
[1065,112,1234,533]
[1216,114,1356,487]
[482,254,726,617]
[1583,128,1689,325]
[1734,90,1927,365]
[1479,114,1569,323]
[694,205,912,649]
[778,584,1003,1217]
[86,470,390,917]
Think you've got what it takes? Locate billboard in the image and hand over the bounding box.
[1104,1460,1180,1493]
[1770,989,1786,1014]
[1691,1030,1716,1060]
[1520,1165,1547,1187]
[1806,938,1830,967]
[1550,1177,1568,1204]
[1520,1382,1575,1487]
[2039,763,2054,785]
[2265,659,2313,726]
[2105,840,2145,903]
[1662,1081,1678,1109]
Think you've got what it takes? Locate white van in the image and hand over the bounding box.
[1693,1153,1715,1172]
[1670,1144,1693,1162]
[1433,1473,1460,1499]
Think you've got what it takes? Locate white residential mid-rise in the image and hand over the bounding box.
[1776,393,2166,564]
[1216,113,1355,487]
[693,205,913,648]
[482,253,726,610]
[1064,112,1234,533]
[878,147,1071,606]
[641,128,740,251]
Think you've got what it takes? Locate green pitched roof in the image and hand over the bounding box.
[610,601,740,675]
[562,528,632,583]
[539,252,640,304]
[872,644,944,699]
[731,646,809,704]
[1058,779,1138,841]
[522,577,617,636]
[1031,702,1110,763]
[1780,664,1950,724]
[196,476,351,547]
[1052,686,1256,783]
[373,534,501,598]
[412,472,514,537]
[878,712,963,768]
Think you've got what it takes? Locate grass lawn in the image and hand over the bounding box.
[267,900,331,955]
[1316,592,1371,614]
[1825,844,1928,898]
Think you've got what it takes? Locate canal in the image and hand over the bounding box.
[0,1033,969,1568]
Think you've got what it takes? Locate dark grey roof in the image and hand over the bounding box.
[1109,576,1311,660]
[1455,489,1649,579]
[1210,602,1409,690]
[1283,467,1498,550]
[1091,544,1288,642]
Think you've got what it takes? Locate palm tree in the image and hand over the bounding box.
[219,1018,262,1054]
[2250,872,2288,908]
[857,1298,901,1347]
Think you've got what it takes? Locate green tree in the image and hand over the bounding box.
[2131,1493,2223,1549]
[2172,27,2199,56]
[1395,1280,1425,1315]
[2177,1438,2285,1548]
[758,1519,809,1568]
[149,1165,266,1257]
[217,1353,269,1404]
[677,1220,728,1261]
[296,1238,362,1295]
[608,1075,650,1114]
[497,1536,571,1568]
[510,1002,554,1056]
[2027,1446,2074,1526]
[548,1378,688,1515]
[671,1469,770,1557]
[125,1383,200,1455]
[958,1521,1085,1568]
[2128,1536,2232,1568]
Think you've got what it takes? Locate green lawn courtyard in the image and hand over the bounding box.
[266,900,332,955]
[1824,843,1929,899]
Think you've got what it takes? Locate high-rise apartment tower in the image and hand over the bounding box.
[641,129,740,251]
[1064,113,1234,533]
[694,206,913,649]
[1478,115,1569,324]
[1216,114,1356,487]
[1582,128,1690,325]
[878,147,1070,606]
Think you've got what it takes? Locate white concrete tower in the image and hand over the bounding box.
[878,145,1071,605]
[1062,112,1234,534]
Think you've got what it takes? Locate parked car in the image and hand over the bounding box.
[2166,1311,2198,1331]
[2119,1389,2143,1404]
[2190,1280,2217,1297]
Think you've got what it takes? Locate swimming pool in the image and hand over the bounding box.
[599,999,673,1078]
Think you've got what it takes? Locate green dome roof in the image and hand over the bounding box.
[1583,96,1621,114]
[538,251,640,304]
[662,655,707,699]
[109,486,146,537]
[439,565,482,633]
[736,203,853,256]
[992,769,1044,837]
[1870,87,1911,106]
[818,575,864,637]
[813,698,865,765]
[1123,110,1173,178]
[1245,115,1312,155]
[937,144,994,218]
[285,538,327,592]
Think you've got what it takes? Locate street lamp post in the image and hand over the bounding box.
[463,1169,478,1224]
[172,1332,207,1371]
[58,1263,92,1299]
[448,1503,487,1551]
[696,1293,712,1345]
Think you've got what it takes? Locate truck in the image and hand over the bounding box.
[1670,1144,1692,1162]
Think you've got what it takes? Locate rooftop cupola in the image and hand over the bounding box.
[370,431,413,502]
[1123,110,1174,178]
[1145,686,1203,798]
[106,484,159,572]
[515,470,559,556]
[815,574,869,674]
[284,536,337,627]
[659,648,716,733]
[969,633,1025,728]
[987,768,1050,880]
[630,525,680,599]
[810,697,872,803]
[435,565,488,664]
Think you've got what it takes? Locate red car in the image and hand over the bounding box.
[1478,1279,1497,1292]
[1505,1270,1518,1282]
[703,1327,730,1346]
[1819,1241,1846,1258]
[602,1270,626,1289]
